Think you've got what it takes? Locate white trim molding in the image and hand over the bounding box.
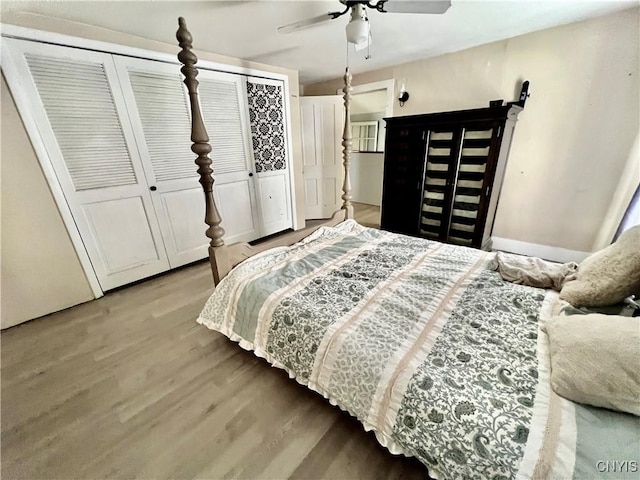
[280,78,299,230]
[336,79,395,118]
[0,23,291,83]
[491,237,590,264]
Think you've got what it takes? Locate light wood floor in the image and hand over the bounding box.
[1,205,429,480]
[305,203,380,230]
[352,202,381,229]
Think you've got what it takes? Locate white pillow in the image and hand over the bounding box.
[560,225,640,307]
[545,313,640,416]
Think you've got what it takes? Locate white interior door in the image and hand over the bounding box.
[4,38,170,291]
[114,56,208,268]
[246,77,293,236]
[300,96,344,219]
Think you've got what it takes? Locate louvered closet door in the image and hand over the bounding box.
[116,58,261,266]
[4,39,170,291]
[114,57,208,268]
[246,77,293,236]
[197,69,261,244]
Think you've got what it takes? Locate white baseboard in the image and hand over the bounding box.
[491,237,591,264]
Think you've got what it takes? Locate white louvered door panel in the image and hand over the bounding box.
[114,57,210,268]
[197,69,261,244]
[4,39,170,291]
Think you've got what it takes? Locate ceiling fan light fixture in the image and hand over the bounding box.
[277,0,451,36]
[345,4,370,45]
[353,35,372,51]
[346,19,369,44]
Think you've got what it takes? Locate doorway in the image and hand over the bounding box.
[339,79,394,228]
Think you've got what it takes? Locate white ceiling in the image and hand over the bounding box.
[1,1,636,84]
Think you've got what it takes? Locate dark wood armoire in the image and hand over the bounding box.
[380,104,524,250]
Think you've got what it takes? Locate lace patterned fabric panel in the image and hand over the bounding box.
[246,81,286,172]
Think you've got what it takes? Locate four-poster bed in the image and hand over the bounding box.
[176,18,638,480]
[177,17,353,285]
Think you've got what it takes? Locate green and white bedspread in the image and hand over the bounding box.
[198,220,639,479]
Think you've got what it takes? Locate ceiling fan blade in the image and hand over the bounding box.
[377,0,451,14]
[277,12,341,34]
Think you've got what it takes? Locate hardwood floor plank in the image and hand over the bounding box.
[353,202,381,229]
[1,207,429,479]
[288,412,357,480]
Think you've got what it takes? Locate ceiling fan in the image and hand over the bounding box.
[278,1,451,51]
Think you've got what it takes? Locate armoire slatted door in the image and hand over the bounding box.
[420,125,500,246]
[379,126,429,235]
[5,39,171,290]
[381,105,523,249]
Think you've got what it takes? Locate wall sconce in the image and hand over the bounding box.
[398,78,409,107]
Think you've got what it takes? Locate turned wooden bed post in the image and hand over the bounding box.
[175,18,354,286]
[341,68,354,219]
[177,17,226,281]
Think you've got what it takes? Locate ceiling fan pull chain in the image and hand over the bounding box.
[346,39,350,69]
[366,13,372,59]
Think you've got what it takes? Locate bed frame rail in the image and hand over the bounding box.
[177,17,353,285]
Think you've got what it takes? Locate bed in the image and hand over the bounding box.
[176,18,639,479]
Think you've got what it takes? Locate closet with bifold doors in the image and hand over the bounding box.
[381,105,524,250]
[3,36,294,291]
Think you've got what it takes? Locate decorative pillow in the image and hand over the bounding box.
[560,225,640,307]
[545,313,640,416]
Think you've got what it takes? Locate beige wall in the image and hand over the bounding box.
[351,152,384,206]
[305,8,640,253]
[0,13,306,326]
[1,75,94,329]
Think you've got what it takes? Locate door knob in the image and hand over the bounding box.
[150,186,157,191]
[248,172,254,177]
